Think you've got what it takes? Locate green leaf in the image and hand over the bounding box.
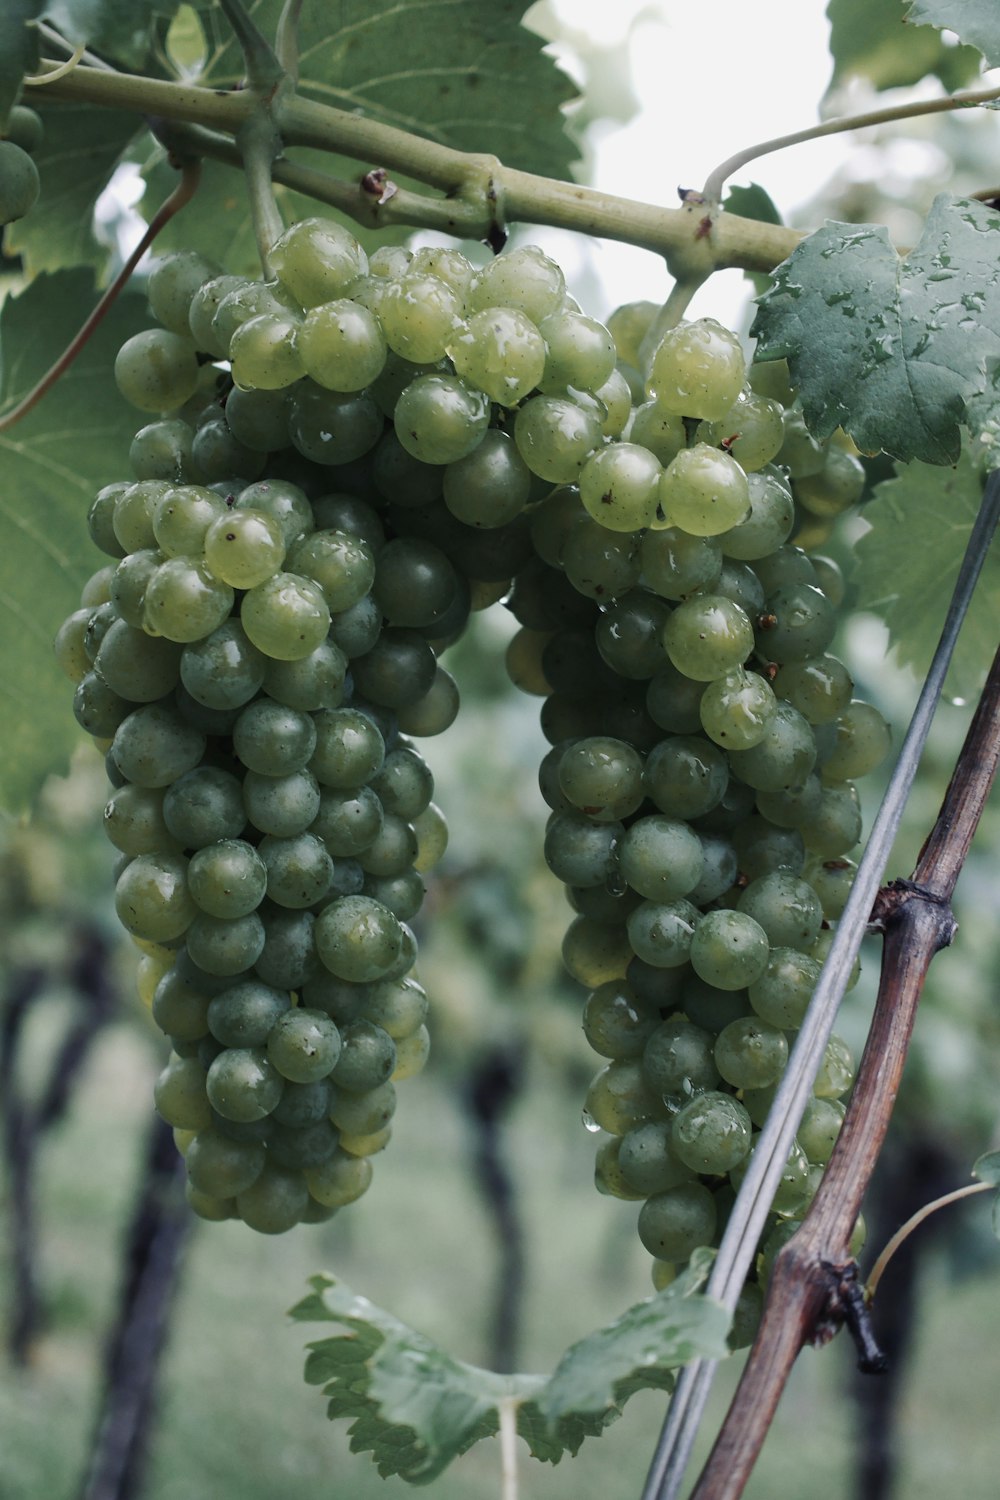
[723,184,783,227]
[751,195,1000,465]
[193,0,579,180]
[826,0,981,93]
[0,2,43,127]
[42,1,185,68]
[291,1261,729,1483]
[906,0,1000,68]
[992,1194,1000,1241]
[972,1151,1000,1187]
[850,445,1000,699]
[0,270,149,811]
[539,1249,730,1426]
[5,101,141,275]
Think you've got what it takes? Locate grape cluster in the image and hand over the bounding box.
[500,306,886,1315]
[56,213,884,1257]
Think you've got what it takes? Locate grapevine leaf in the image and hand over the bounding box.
[291,1261,729,1482]
[992,1195,1000,1242]
[0,271,149,811]
[0,2,42,127]
[40,1,185,67]
[751,194,1000,464]
[906,0,1000,68]
[192,0,579,180]
[4,101,141,275]
[722,184,782,227]
[850,446,1000,699]
[972,1151,1000,1187]
[825,0,981,93]
[538,1248,730,1426]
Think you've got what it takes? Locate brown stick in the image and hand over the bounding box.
[690,637,1000,1500]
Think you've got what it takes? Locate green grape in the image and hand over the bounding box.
[730,814,805,878]
[380,271,463,363]
[129,419,197,483]
[810,554,846,606]
[737,871,823,950]
[582,980,660,1060]
[699,668,776,751]
[315,895,404,982]
[642,1014,719,1097]
[154,1054,212,1131]
[114,480,169,552]
[626,899,699,969]
[820,701,892,781]
[243,767,321,837]
[760,583,836,664]
[237,1162,309,1233]
[561,916,633,987]
[412,802,448,872]
[594,592,671,680]
[796,1097,845,1164]
[188,274,246,355]
[298,298,387,390]
[670,1090,753,1174]
[264,638,349,710]
[726,701,816,793]
[637,1181,718,1260]
[111,703,205,789]
[271,1077,333,1127]
[114,329,199,413]
[352,630,437,709]
[305,1149,373,1207]
[188,840,268,919]
[3,105,44,155]
[442,430,532,528]
[803,781,862,857]
[755,773,823,832]
[373,430,444,509]
[225,385,292,452]
[543,811,623,887]
[659,444,750,536]
[259,832,334,907]
[148,251,221,336]
[151,965,211,1042]
[270,217,367,307]
[115,851,195,942]
[719,467,795,560]
[794,445,866,517]
[647,319,746,421]
[579,442,661,532]
[751,544,816,596]
[662,595,754,681]
[286,528,375,611]
[594,1136,647,1200]
[645,660,705,734]
[618,1120,693,1196]
[331,1020,397,1092]
[644,735,728,819]
[629,400,687,465]
[688,835,739,907]
[584,1059,659,1135]
[94,619,182,702]
[143,556,234,643]
[372,536,457,629]
[310,493,386,554]
[103,783,175,857]
[394,374,490,465]
[776,405,826,477]
[0,138,40,223]
[690,909,770,990]
[814,1034,855,1099]
[448,307,547,405]
[87,484,130,559]
[266,1008,342,1083]
[153,484,228,557]
[557,736,645,821]
[803,855,856,920]
[561,516,641,602]
[513,396,602,483]
[703,390,785,472]
[184,1127,265,1198]
[539,311,616,393]
[714,1016,788,1089]
[713,561,765,618]
[254,905,319,990]
[410,245,474,297]
[180,619,268,710]
[606,300,657,367]
[240,572,331,660]
[203,508,286,588]
[310,707,385,788]
[186,910,266,976]
[774,655,854,726]
[289,382,383,466]
[163,766,246,847]
[468,245,565,323]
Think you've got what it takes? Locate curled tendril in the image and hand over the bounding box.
[23,42,87,85]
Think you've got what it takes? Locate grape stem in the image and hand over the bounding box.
[498,1397,519,1500]
[643,471,1000,1500]
[0,158,202,435]
[274,0,305,83]
[701,77,1000,204]
[238,111,286,276]
[864,1180,993,1304]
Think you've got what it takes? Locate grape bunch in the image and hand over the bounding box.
[501,308,886,1320]
[55,212,885,1259]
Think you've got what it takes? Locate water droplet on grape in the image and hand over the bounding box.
[581,1108,601,1133]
